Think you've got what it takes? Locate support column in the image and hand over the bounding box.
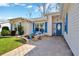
[47,15,52,36]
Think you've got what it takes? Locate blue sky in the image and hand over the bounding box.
[0,3,57,21]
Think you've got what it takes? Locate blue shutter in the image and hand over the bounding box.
[33,22,35,33]
[45,22,48,33]
[65,13,68,34]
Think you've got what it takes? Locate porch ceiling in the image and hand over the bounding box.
[31,17,48,22]
[9,17,48,24]
[9,17,32,24]
[32,19,48,22]
[44,12,60,16]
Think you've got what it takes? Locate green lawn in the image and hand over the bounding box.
[0,37,25,55]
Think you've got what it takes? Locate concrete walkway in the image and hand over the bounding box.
[2,44,36,56]
[25,36,73,56]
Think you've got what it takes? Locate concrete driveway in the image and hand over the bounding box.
[25,36,73,56]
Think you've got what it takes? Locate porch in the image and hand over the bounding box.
[25,36,73,56]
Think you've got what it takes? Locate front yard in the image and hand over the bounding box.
[0,37,25,55]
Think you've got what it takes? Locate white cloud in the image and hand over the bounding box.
[6,17,15,19]
[27,5,32,8]
[14,3,27,6]
[0,3,10,7]
[0,3,29,7]
[0,16,15,20]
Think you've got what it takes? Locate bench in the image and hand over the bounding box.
[21,37,29,43]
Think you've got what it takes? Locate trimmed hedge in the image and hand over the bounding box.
[1,30,10,36]
[1,26,10,36]
[2,26,9,30]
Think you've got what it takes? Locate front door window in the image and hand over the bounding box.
[56,23,62,36]
[58,24,61,30]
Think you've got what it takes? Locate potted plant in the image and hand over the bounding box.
[18,24,24,35]
[40,23,44,33]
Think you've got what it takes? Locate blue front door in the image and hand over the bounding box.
[56,23,62,36]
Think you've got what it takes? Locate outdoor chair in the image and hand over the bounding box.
[18,33,34,43]
[32,31,42,41]
[33,35,41,41]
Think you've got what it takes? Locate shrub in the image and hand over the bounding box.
[2,26,9,31]
[1,26,10,36]
[1,30,10,36]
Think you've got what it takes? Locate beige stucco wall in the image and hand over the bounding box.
[52,16,61,35]
[22,22,33,35]
[11,21,33,35]
[63,3,79,55]
[47,14,61,36]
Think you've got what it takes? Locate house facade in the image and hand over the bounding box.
[9,3,79,55]
[9,12,62,36]
[9,17,48,35]
[61,3,79,56]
